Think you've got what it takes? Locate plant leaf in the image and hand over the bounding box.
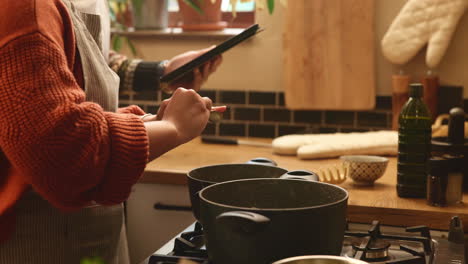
[112,35,123,51]
[126,37,137,56]
[80,257,106,264]
[182,0,204,15]
[131,0,144,17]
[267,0,274,14]
[108,3,116,22]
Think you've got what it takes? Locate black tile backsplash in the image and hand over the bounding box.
[220,91,246,104]
[134,90,157,101]
[249,92,276,105]
[202,123,216,135]
[146,105,159,114]
[376,96,392,110]
[341,128,370,133]
[249,124,275,138]
[438,86,464,114]
[325,111,355,126]
[199,90,217,102]
[319,127,339,134]
[357,112,388,128]
[221,107,232,121]
[234,107,261,121]
[278,93,285,106]
[294,110,322,124]
[119,94,130,100]
[278,125,308,136]
[219,123,245,136]
[121,89,466,138]
[264,108,291,122]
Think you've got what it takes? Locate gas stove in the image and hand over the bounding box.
[145,217,466,264]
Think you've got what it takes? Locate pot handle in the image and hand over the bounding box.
[245,157,277,167]
[216,211,270,234]
[280,170,319,182]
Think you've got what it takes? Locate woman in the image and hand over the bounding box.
[0,0,222,263]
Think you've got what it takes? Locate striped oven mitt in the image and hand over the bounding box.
[381,0,468,68]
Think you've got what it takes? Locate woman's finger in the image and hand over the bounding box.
[205,56,222,77]
[192,68,203,91]
[156,99,170,120]
[202,96,213,111]
[211,55,223,73]
[201,63,210,83]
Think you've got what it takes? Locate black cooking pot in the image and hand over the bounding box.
[199,178,348,264]
[187,158,319,219]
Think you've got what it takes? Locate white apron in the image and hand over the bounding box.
[0,0,129,263]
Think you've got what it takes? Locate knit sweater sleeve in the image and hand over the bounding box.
[0,32,149,210]
[108,50,167,94]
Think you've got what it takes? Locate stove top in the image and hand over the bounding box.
[147,217,466,264]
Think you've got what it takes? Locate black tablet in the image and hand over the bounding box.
[160,24,262,89]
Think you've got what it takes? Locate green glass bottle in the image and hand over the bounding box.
[397,83,432,198]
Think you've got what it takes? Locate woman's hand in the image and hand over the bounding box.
[156,87,212,144]
[164,46,223,92]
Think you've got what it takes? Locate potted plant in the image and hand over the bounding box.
[177,0,227,31]
[131,0,170,29]
[178,0,279,31]
[109,0,137,54]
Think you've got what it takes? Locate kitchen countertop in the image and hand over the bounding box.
[140,137,468,232]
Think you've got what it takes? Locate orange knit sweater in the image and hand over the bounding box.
[0,0,149,243]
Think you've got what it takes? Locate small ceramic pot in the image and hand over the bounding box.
[340,155,389,186]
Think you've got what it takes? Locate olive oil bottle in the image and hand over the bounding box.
[397,83,432,198]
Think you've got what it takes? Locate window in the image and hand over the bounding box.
[168,0,255,28]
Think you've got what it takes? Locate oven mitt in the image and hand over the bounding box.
[381,0,468,68]
[272,131,398,159]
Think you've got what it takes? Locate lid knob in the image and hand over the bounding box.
[448,107,465,145]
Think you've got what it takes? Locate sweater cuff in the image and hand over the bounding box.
[119,59,167,95]
[133,60,166,92]
[117,105,146,115]
[97,113,149,204]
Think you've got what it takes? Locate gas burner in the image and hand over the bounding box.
[352,239,391,261]
[344,221,429,264]
[148,217,465,264]
[149,222,208,264]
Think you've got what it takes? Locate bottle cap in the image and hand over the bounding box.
[409,83,424,97]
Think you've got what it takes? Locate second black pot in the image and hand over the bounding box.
[187,158,318,219]
[199,178,349,264]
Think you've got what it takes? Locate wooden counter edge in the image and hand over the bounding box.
[348,205,468,232]
[139,169,187,185]
[138,167,468,232]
